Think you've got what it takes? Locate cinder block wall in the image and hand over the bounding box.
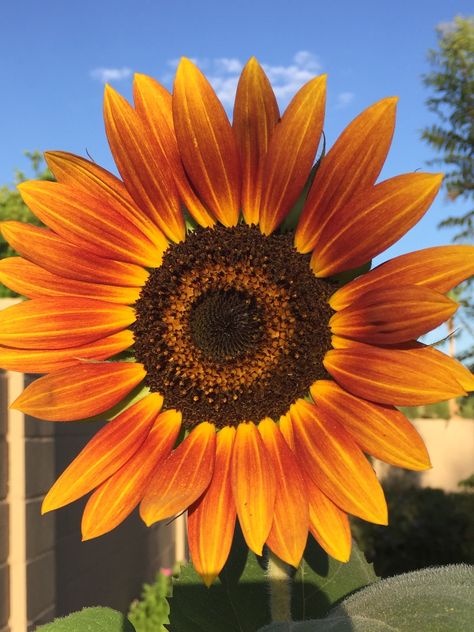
[24,374,57,628]
[0,371,10,632]
[51,419,177,621]
[26,390,177,630]
[0,298,183,631]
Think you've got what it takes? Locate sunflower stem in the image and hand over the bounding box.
[267,551,292,623]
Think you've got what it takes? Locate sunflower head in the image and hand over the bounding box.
[132,223,336,428]
[1,56,473,587]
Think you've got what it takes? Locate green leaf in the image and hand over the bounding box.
[36,607,136,631]
[279,146,325,234]
[327,563,474,632]
[291,537,377,621]
[257,564,474,632]
[168,534,376,631]
[168,528,271,632]
[330,260,372,286]
[258,622,341,631]
[128,571,171,632]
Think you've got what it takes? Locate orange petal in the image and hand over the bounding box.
[329,245,474,310]
[295,98,397,253]
[259,75,326,234]
[259,419,308,567]
[140,421,216,525]
[290,399,387,524]
[311,173,443,277]
[324,343,466,405]
[1,221,148,287]
[311,380,431,470]
[42,393,163,512]
[231,421,276,555]
[414,345,474,392]
[305,476,351,563]
[0,330,134,373]
[12,361,146,421]
[82,409,181,540]
[44,150,168,251]
[0,257,140,304]
[104,84,185,242]
[278,412,295,451]
[233,58,280,225]
[173,58,241,226]
[188,426,236,586]
[0,297,135,350]
[18,181,164,267]
[330,285,457,344]
[133,74,215,228]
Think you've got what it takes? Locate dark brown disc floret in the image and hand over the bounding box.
[132,225,336,428]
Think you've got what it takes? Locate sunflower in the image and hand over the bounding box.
[1,57,473,586]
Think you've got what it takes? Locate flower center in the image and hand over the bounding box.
[189,289,263,362]
[132,225,336,428]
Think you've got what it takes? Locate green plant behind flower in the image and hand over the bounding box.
[0,151,51,296]
[128,569,172,632]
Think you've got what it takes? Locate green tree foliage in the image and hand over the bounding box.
[422,18,474,369]
[421,16,474,241]
[0,151,52,296]
[353,479,474,578]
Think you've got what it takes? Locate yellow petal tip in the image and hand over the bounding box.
[202,573,217,588]
[178,56,196,71]
[383,96,399,106]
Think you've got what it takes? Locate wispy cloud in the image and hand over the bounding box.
[437,20,457,36]
[336,91,355,109]
[163,51,323,106]
[90,66,132,83]
[436,15,471,36]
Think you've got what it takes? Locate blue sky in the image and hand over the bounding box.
[0,0,471,265]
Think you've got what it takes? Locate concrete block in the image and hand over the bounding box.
[0,563,9,628]
[25,415,55,438]
[54,419,105,438]
[54,509,175,616]
[28,604,55,631]
[25,439,55,499]
[0,503,8,564]
[0,372,7,437]
[26,552,55,622]
[0,441,7,500]
[26,498,55,560]
[53,435,94,475]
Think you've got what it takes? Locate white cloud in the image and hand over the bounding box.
[437,20,456,35]
[262,51,322,100]
[336,91,355,108]
[214,57,243,74]
[210,75,241,106]
[162,51,323,107]
[90,66,132,83]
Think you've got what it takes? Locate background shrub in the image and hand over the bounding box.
[353,478,474,577]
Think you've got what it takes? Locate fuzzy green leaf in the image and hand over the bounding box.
[258,564,474,632]
[36,607,136,631]
[291,537,377,620]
